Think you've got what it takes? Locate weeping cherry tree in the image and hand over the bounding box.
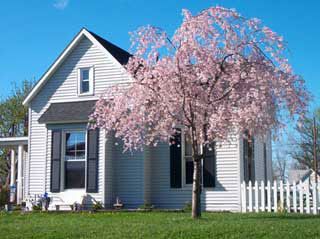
[91,7,308,218]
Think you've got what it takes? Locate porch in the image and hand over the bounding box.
[0,136,28,204]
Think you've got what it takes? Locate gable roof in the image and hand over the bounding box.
[23,28,131,106]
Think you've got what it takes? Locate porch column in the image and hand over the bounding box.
[17,145,24,204]
[9,149,16,203]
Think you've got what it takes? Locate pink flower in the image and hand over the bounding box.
[90,6,309,151]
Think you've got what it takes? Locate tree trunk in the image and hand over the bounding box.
[192,158,201,219]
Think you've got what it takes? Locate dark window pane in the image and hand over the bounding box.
[76,142,85,151]
[65,161,85,189]
[66,133,76,152]
[81,81,89,93]
[186,161,194,184]
[66,150,75,157]
[65,132,86,160]
[82,69,89,80]
[76,150,85,158]
[66,144,76,151]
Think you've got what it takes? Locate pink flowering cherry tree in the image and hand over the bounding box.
[91,7,308,218]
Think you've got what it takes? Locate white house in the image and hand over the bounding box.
[2,28,272,211]
[288,169,320,186]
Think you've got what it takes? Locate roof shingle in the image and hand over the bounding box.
[38,100,97,124]
[89,30,132,65]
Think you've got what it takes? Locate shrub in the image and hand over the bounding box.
[32,204,42,211]
[183,201,192,212]
[92,201,103,211]
[138,203,154,210]
[13,205,22,211]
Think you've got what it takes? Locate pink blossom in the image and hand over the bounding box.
[91,6,309,151]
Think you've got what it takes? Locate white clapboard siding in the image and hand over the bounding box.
[241,180,320,215]
[113,146,145,209]
[150,137,242,212]
[27,35,129,204]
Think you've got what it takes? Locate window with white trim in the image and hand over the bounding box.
[170,129,216,188]
[78,67,94,95]
[63,131,86,189]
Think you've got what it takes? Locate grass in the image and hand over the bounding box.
[1,211,320,239]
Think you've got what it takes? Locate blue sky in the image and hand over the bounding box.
[0,0,319,111]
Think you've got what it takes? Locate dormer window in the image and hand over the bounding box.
[78,67,94,95]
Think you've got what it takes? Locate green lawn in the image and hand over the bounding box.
[1,211,320,239]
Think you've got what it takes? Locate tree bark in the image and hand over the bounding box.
[192,157,201,219]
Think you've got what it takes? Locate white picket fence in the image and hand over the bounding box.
[240,180,320,214]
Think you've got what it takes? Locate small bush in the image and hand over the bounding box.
[138,203,154,210]
[32,205,42,211]
[183,201,192,212]
[13,205,22,211]
[92,201,103,211]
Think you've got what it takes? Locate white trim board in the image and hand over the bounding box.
[0,137,28,146]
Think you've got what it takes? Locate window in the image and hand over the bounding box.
[170,129,216,188]
[243,132,255,182]
[184,133,194,185]
[78,67,93,95]
[64,131,86,189]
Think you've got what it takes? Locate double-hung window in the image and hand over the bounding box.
[78,67,94,95]
[50,128,99,193]
[64,131,86,189]
[170,129,216,188]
